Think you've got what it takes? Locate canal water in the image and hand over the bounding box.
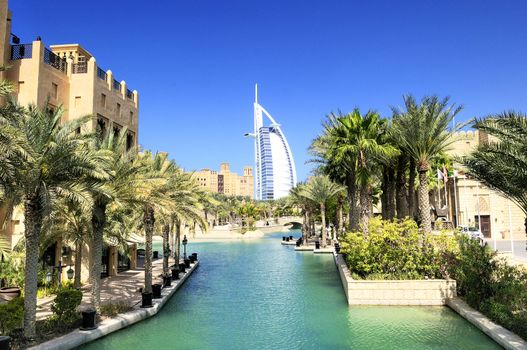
[80,231,500,350]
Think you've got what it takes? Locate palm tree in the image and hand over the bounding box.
[88,127,140,313]
[311,110,397,233]
[0,102,101,338]
[45,198,92,288]
[391,95,462,233]
[463,112,527,235]
[310,113,359,230]
[135,151,175,297]
[301,176,345,247]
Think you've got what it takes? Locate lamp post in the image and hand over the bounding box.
[182,235,188,260]
[45,270,52,295]
[67,266,74,281]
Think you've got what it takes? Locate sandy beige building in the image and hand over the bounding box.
[0,0,140,282]
[443,130,525,240]
[193,163,254,198]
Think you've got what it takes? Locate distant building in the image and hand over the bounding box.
[444,130,525,240]
[247,85,296,200]
[192,163,254,198]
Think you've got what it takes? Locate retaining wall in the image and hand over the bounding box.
[334,254,456,305]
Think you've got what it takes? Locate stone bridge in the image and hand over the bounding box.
[277,216,304,227]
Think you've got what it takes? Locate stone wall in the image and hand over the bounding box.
[335,254,457,305]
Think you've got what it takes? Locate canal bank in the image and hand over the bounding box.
[78,231,500,350]
[29,259,199,350]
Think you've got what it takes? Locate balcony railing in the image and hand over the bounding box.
[72,62,88,74]
[113,79,120,92]
[44,48,67,73]
[10,44,32,59]
[97,67,107,81]
[126,89,133,100]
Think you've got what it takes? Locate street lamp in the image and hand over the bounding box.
[67,266,74,281]
[45,271,52,295]
[182,235,188,260]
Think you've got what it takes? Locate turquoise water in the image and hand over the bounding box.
[80,231,500,350]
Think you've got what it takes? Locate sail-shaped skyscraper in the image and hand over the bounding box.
[246,85,297,200]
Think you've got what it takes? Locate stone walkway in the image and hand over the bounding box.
[36,257,174,320]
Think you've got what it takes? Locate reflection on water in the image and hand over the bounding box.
[80,231,500,350]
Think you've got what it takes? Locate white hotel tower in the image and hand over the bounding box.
[245,85,297,200]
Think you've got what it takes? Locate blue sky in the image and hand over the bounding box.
[10,1,527,181]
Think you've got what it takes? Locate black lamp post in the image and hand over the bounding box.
[67,266,74,281]
[182,235,188,260]
[45,270,52,295]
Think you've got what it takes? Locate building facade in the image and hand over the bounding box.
[192,163,254,198]
[444,130,525,240]
[0,0,140,281]
[249,85,296,200]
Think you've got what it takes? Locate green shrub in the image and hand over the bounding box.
[449,235,527,340]
[0,297,24,335]
[100,301,132,317]
[340,218,458,279]
[50,288,82,324]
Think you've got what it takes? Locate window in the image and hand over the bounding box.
[116,103,121,117]
[17,81,24,93]
[51,83,58,99]
[101,93,106,108]
[129,111,134,125]
[74,96,81,107]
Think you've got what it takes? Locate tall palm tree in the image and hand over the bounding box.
[391,95,462,233]
[310,113,359,230]
[311,110,397,233]
[0,102,101,338]
[463,112,527,235]
[135,151,175,296]
[88,127,140,313]
[301,176,345,247]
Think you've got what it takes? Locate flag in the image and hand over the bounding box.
[442,165,448,184]
[453,169,459,178]
[437,168,443,180]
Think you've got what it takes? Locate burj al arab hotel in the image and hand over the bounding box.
[245,85,297,200]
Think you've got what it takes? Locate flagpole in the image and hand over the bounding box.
[489,191,496,250]
[464,175,469,226]
[453,169,459,227]
[476,183,482,235]
[437,169,441,207]
[508,201,514,257]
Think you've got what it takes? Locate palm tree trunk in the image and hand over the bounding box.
[418,169,432,233]
[175,217,181,264]
[74,239,82,288]
[387,167,396,219]
[408,158,417,219]
[396,156,408,219]
[162,223,170,276]
[359,185,370,235]
[23,197,42,339]
[381,169,389,220]
[143,205,155,294]
[302,209,309,245]
[346,172,359,231]
[90,201,106,314]
[336,195,343,237]
[320,203,326,247]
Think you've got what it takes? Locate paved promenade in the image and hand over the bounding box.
[36,257,171,320]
